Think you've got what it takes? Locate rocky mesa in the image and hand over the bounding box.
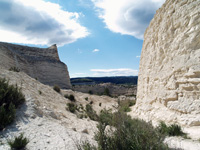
[132,0,200,127]
[0,42,71,89]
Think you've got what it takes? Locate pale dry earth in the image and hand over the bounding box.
[0,68,117,150]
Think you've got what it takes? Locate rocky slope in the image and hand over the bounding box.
[0,68,117,149]
[131,0,200,129]
[0,42,71,89]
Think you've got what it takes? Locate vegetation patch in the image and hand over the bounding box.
[158,121,187,137]
[79,110,168,150]
[8,133,29,150]
[9,67,20,72]
[65,94,76,102]
[104,88,110,96]
[88,90,93,95]
[53,85,60,93]
[118,99,135,112]
[0,78,25,130]
[38,90,42,95]
[85,104,98,121]
[66,103,77,113]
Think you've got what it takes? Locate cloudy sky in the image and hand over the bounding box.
[0,0,165,77]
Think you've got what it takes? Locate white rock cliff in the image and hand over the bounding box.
[133,0,200,127]
[0,42,71,89]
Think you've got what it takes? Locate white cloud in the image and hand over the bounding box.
[70,73,86,78]
[90,68,138,76]
[136,56,140,58]
[91,0,165,39]
[92,49,100,52]
[0,0,89,46]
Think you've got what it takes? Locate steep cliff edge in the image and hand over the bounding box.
[0,42,71,89]
[131,0,200,127]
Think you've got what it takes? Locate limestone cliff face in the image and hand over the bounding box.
[0,42,71,89]
[135,0,200,126]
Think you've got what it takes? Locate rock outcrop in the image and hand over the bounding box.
[0,42,71,89]
[134,0,200,127]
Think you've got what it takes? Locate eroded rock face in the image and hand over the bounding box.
[0,42,71,89]
[135,0,200,126]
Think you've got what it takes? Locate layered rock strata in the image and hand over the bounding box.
[0,42,71,89]
[134,0,200,126]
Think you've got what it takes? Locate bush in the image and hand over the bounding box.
[69,94,75,101]
[53,85,60,93]
[88,90,93,95]
[98,109,113,126]
[85,104,98,121]
[0,103,16,130]
[9,67,20,72]
[104,88,110,96]
[96,112,168,150]
[85,97,88,101]
[77,141,97,150]
[38,90,42,95]
[64,94,75,101]
[66,103,77,113]
[158,121,186,137]
[80,110,168,150]
[118,100,135,112]
[0,78,25,130]
[94,111,168,150]
[8,133,29,150]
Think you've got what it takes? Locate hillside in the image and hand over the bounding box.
[0,42,71,89]
[0,67,118,149]
[71,76,138,85]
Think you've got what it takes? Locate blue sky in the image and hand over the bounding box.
[0,0,165,77]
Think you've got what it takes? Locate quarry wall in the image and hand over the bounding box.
[135,0,200,126]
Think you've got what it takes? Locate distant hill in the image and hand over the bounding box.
[70,76,138,85]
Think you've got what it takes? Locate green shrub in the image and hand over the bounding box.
[8,133,29,150]
[168,124,186,136]
[53,85,60,93]
[66,103,77,113]
[158,121,186,137]
[118,100,135,112]
[9,67,20,72]
[85,97,88,101]
[88,90,93,95]
[64,94,76,101]
[98,109,113,126]
[38,90,42,95]
[77,141,97,150]
[69,94,75,101]
[80,109,169,150]
[0,103,16,130]
[94,112,168,150]
[104,88,110,96]
[0,78,25,130]
[85,104,98,121]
